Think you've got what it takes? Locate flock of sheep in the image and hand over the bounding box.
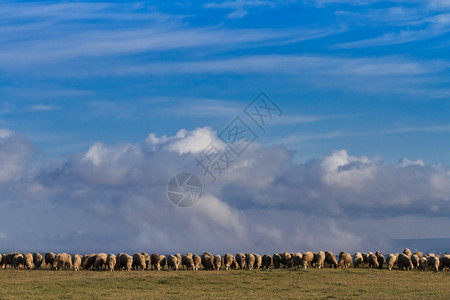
[0,249,449,272]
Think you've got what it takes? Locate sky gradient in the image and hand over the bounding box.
[0,0,449,254]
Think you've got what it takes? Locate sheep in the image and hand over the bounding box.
[386,254,397,270]
[281,252,292,268]
[301,252,314,269]
[106,254,116,271]
[368,253,379,269]
[117,253,132,271]
[72,254,82,271]
[245,253,255,270]
[182,254,195,270]
[262,255,272,269]
[141,253,150,270]
[213,255,222,270]
[202,252,214,270]
[12,253,24,269]
[439,255,450,271]
[167,255,178,270]
[150,253,161,270]
[427,255,439,272]
[94,253,107,270]
[411,255,420,270]
[338,252,352,269]
[45,252,56,269]
[292,253,302,268]
[54,253,72,270]
[132,253,146,270]
[253,254,262,269]
[376,252,385,269]
[419,256,428,271]
[397,253,414,270]
[193,254,201,271]
[272,253,281,269]
[23,253,34,270]
[353,252,363,268]
[82,254,97,270]
[175,253,182,269]
[160,255,167,270]
[313,252,325,269]
[224,253,234,270]
[414,251,423,259]
[325,251,338,268]
[403,248,412,258]
[362,253,369,266]
[235,253,246,269]
[33,253,43,269]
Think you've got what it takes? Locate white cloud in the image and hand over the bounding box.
[0,127,449,253]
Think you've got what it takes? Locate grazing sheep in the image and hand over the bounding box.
[72,254,82,271]
[235,253,246,269]
[141,253,150,270]
[117,253,132,271]
[439,255,450,271]
[362,253,369,266]
[262,255,272,269]
[411,255,420,270]
[338,252,352,269]
[403,248,412,258]
[292,253,303,268]
[132,253,146,270]
[353,252,363,268]
[202,252,214,270]
[94,253,107,270]
[13,253,24,269]
[182,254,195,270]
[193,254,201,271]
[23,253,34,270]
[313,252,325,269]
[150,253,161,271]
[368,253,379,269]
[33,253,43,269]
[414,251,423,259]
[419,257,428,271]
[213,255,222,270]
[245,253,255,270]
[106,254,116,271]
[376,253,385,269]
[54,253,72,270]
[160,255,167,270]
[176,253,182,269]
[272,253,281,269]
[253,254,262,269]
[82,254,97,270]
[167,255,179,270]
[281,252,292,268]
[427,255,439,272]
[386,254,397,270]
[224,253,234,270]
[325,251,338,268]
[45,252,56,269]
[397,253,414,271]
[301,252,314,269]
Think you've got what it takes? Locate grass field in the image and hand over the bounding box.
[0,268,449,299]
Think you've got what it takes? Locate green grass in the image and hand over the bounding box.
[0,268,448,299]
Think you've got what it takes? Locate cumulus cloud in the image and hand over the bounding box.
[0,127,449,254]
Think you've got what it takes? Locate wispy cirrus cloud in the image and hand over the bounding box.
[205,0,291,18]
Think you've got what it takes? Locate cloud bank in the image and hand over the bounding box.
[0,127,449,254]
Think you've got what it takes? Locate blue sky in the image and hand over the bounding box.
[0,1,450,253]
[1,0,450,164]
